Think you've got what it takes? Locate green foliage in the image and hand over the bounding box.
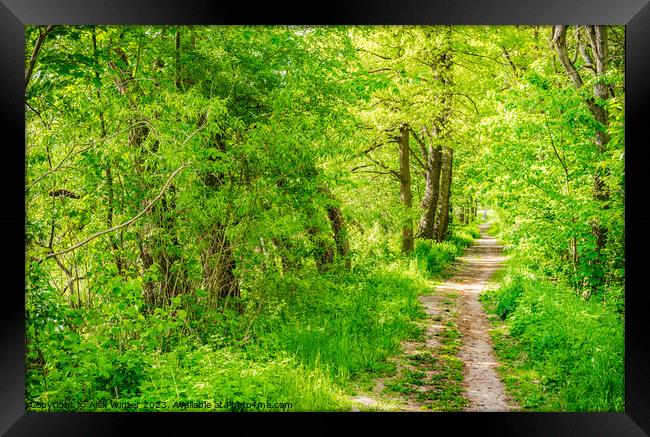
[25,219,471,412]
[413,240,461,275]
[482,267,624,411]
[450,225,479,246]
[139,346,345,412]
[492,273,526,320]
[25,258,434,411]
[411,224,477,276]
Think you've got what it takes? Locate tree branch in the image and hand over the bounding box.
[552,25,584,88]
[406,127,428,169]
[408,126,427,150]
[25,125,140,193]
[356,47,397,61]
[361,141,385,155]
[500,46,518,73]
[451,48,509,67]
[577,27,596,73]
[351,164,373,172]
[25,25,55,91]
[409,145,427,170]
[363,152,400,181]
[543,112,570,180]
[353,169,394,176]
[42,164,188,261]
[450,92,479,115]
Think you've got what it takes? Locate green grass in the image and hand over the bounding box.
[480,267,624,411]
[383,293,468,412]
[411,223,480,276]
[415,321,466,411]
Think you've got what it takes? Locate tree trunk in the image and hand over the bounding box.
[399,123,414,253]
[468,194,474,224]
[93,29,124,276]
[322,187,351,269]
[327,204,349,259]
[310,223,336,272]
[436,147,453,242]
[416,144,442,239]
[201,222,240,299]
[25,25,55,91]
[587,26,610,292]
[175,30,182,90]
[419,29,452,240]
[104,163,124,275]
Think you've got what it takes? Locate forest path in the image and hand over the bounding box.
[351,223,516,411]
[455,224,514,411]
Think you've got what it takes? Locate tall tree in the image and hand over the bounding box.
[416,138,442,238]
[552,25,611,291]
[436,147,453,242]
[416,27,453,240]
[398,123,414,253]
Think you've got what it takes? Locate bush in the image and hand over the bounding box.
[460,224,481,239]
[449,231,473,247]
[411,225,479,277]
[26,218,480,412]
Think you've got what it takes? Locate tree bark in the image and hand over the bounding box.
[436,147,453,242]
[398,124,414,253]
[321,186,351,268]
[416,144,442,239]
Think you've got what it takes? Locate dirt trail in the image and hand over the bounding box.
[351,223,515,412]
[454,224,513,411]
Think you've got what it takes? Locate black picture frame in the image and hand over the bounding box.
[2,0,649,435]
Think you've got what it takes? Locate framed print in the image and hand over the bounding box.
[2,0,649,435]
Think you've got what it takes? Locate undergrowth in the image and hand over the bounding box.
[480,265,624,411]
[26,224,479,412]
